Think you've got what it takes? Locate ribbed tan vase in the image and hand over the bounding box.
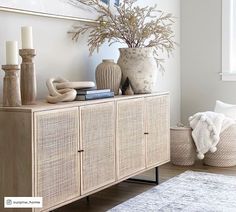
[95,59,122,95]
[117,47,158,94]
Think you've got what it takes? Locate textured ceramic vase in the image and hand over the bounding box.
[117,47,158,94]
[96,59,122,95]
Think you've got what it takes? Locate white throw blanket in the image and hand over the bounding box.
[189,111,235,159]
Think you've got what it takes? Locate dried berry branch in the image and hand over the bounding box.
[68,0,177,70]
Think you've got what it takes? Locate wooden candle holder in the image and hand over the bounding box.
[2,65,22,107]
[19,49,37,105]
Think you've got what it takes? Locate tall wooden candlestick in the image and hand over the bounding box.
[19,49,37,105]
[2,65,22,107]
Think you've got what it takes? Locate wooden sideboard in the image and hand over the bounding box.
[0,93,170,212]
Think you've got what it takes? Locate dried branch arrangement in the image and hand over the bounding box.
[69,0,176,67]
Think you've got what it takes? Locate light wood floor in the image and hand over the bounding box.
[55,162,236,212]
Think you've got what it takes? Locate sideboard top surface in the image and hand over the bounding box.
[0,92,169,112]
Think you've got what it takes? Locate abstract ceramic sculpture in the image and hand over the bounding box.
[117,47,157,94]
[121,77,134,95]
[96,59,122,95]
[46,77,95,103]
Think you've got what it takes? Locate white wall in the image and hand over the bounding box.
[0,0,180,124]
[149,0,181,126]
[181,0,236,124]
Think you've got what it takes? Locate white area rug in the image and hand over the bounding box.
[108,171,236,212]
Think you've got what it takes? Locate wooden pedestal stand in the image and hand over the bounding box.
[19,49,37,105]
[2,65,22,107]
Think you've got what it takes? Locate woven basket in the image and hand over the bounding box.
[204,124,236,167]
[170,127,196,166]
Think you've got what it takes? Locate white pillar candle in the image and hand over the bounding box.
[21,26,33,49]
[6,41,18,65]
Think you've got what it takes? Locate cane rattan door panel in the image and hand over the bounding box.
[80,102,116,194]
[145,95,170,168]
[117,98,145,179]
[35,108,79,211]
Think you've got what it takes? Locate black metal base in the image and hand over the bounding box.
[86,196,90,202]
[126,167,159,185]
